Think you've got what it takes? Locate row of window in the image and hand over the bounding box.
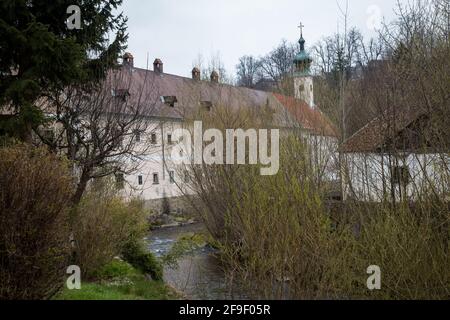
[135,131,173,145]
[137,172,164,185]
[117,171,188,188]
[136,172,171,185]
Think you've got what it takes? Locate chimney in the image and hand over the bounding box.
[123,52,134,68]
[153,58,163,73]
[210,70,219,83]
[192,67,201,81]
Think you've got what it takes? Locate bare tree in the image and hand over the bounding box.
[259,39,297,84]
[236,55,261,88]
[39,67,160,204]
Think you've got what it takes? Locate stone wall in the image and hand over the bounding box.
[143,195,197,216]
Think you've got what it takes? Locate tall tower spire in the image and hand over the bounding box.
[293,22,315,108]
[298,22,305,51]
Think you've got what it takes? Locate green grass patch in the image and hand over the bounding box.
[55,259,178,300]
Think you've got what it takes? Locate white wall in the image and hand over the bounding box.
[306,133,339,183]
[343,152,450,202]
[120,120,190,200]
[294,76,314,108]
[120,119,341,201]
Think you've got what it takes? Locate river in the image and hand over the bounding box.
[146,223,249,300]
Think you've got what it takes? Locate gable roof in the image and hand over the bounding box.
[340,107,428,153]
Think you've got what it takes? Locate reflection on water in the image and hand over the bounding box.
[147,223,248,300]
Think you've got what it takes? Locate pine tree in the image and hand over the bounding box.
[0,0,128,139]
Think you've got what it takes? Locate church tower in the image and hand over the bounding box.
[293,23,314,108]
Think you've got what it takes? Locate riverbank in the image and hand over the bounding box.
[56,259,180,300]
[148,223,250,300]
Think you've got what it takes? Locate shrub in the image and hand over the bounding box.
[161,233,208,268]
[351,202,450,299]
[72,181,148,278]
[121,240,163,281]
[0,144,72,299]
[190,134,449,299]
[91,259,136,280]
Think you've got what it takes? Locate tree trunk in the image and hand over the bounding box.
[71,166,91,205]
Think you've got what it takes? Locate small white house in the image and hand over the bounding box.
[341,107,449,202]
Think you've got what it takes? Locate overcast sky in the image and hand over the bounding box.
[119,0,399,78]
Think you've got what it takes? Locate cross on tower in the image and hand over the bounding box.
[298,22,305,37]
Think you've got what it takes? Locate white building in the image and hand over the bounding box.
[103,33,339,204]
[341,107,449,202]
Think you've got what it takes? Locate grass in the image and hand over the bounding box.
[56,259,179,300]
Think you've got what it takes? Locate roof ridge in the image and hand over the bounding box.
[342,115,379,146]
[128,66,273,96]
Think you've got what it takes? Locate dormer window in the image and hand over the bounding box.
[113,89,130,102]
[161,96,177,107]
[201,101,213,112]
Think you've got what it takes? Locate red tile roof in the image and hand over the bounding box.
[273,93,338,137]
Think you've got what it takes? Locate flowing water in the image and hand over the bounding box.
[147,223,248,300]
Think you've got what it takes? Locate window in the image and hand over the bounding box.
[151,133,157,144]
[391,166,410,185]
[299,84,305,92]
[134,130,141,142]
[184,172,190,183]
[153,173,159,185]
[42,128,55,143]
[138,175,143,185]
[201,101,213,112]
[111,127,124,147]
[169,171,175,184]
[167,134,172,145]
[115,173,125,189]
[162,96,177,107]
